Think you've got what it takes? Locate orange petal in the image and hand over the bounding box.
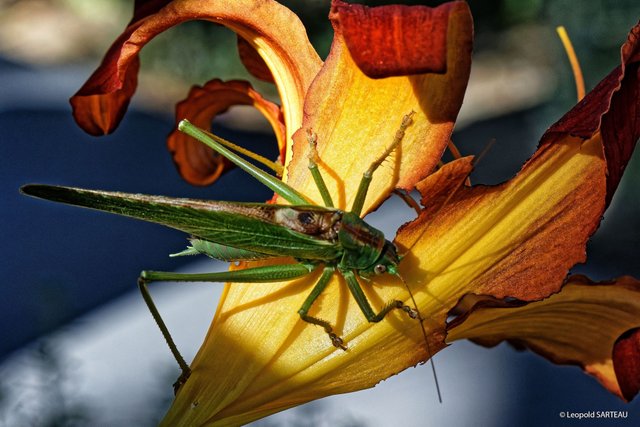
[167,79,285,186]
[396,19,640,310]
[284,1,473,213]
[332,0,454,77]
[70,0,321,139]
[613,327,640,401]
[446,275,640,401]
[397,131,606,304]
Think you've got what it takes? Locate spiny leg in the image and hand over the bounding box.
[350,112,415,216]
[138,279,191,394]
[297,266,347,350]
[140,263,313,283]
[179,120,309,205]
[341,269,418,323]
[137,263,314,392]
[306,129,334,208]
[392,188,421,215]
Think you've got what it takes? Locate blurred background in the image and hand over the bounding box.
[1,0,639,425]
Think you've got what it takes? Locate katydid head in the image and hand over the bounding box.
[361,240,401,277]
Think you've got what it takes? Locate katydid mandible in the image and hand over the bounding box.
[21,112,437,395]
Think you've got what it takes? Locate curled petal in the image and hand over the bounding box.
[70,0,321,140]
[285,1,473,213]
[237,36,275,83]
[446,275,640,401]
[167,79,285,186]
[331,0,457,78]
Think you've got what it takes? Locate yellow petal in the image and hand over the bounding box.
[446,275,640,401]
[283,1,473,214]
[396,133,606,314]
[160,133,607,425]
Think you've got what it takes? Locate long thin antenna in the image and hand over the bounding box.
[394,137,497,403]
[399,274,443,403]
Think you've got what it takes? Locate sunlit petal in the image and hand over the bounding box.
[284,1,473,213]
[447,275,640,401]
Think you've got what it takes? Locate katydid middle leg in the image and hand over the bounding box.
[296,265,348,350]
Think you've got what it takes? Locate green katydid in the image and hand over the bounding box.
[22,113,442,397]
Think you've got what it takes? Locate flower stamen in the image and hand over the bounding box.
[557,26,586,102]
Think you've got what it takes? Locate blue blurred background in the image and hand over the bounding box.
[1,0,639,425]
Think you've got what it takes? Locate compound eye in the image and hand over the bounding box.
[373,264,386,275]
[297,212,315,225]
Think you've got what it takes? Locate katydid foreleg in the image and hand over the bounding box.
[341,269,418,322]
[350,111,415,217]
[306,129,335,208]
[392,188,422,215]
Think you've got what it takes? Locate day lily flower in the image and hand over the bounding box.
[70,0,639,425]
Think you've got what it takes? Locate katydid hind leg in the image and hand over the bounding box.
[137,262,314,392]
[140,263,313,284]
[138,278,191,394]
[297,266,347,350]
